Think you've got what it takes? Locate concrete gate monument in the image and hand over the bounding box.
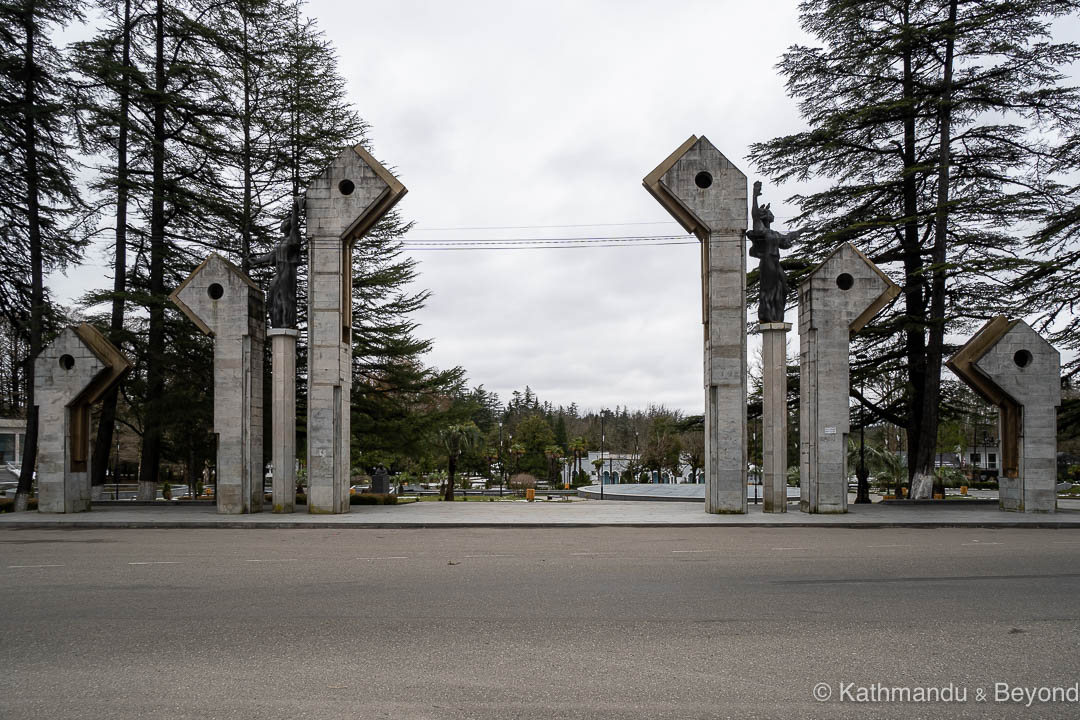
[304,144,406,513]
[645,136,748,513]
[34,324,130,513]
[171,253,266,514]
[798,243,899,513]
[947,317,1061,513]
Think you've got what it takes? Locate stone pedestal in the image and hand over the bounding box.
[34,324,130,513]
[304,144,406,514]
[170,253,265,514]
[759,322,791,512]
[798,243,899,513]
[947,317,1061,513]
[371,466,389,494]
[269,328,298,513]
[645,135,748,514]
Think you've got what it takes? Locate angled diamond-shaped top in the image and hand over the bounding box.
[170,253,263,337]
[643,135,747,239]
[34,325,109,406]
[800,243,900,332]
[949,317,1060,408]
[305,144,408,243]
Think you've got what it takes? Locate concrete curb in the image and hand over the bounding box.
[5,519,1080,530]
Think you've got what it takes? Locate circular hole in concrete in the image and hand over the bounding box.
[836,273,854,290]
[58,354,75,370]
[1014,349,1033,368]
[207,283,224,300]
[694,171,713,189]
[338,178,355,196]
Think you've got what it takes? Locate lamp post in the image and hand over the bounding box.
[498,422,504,497]
[855,353,871,504]
[599,411,605,500]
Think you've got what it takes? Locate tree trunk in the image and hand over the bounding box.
[444,455,456,501]
[91,0,133,497]
[899,0,931,499]
[15,5,42,512]
[138,0,167,500]
[911,0,956,500]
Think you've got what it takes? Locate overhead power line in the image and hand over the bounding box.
[403,240,699,251]
[400,233,699,251]
[408,220,683,232]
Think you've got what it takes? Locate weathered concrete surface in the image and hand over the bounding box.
[948,317,1061,513]
[799,244,899,514]
[269,328,298,513]
[305,145,406,514]
[645,136,748,514]
[760,322,791,512]
[34,324,130,513]
[171,254,265,514]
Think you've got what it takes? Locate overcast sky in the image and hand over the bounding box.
[314,0,813,415]
[50,1,1080,415]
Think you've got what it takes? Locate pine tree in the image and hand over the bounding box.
[748,0,1080,496]
[70,0,141,493]
[0,0,88,510]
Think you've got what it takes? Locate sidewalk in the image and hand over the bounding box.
[2,496,1079,529]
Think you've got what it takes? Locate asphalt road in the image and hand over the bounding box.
[1,527,1079,719]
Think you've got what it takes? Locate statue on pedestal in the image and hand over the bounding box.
[747,181,800,324]
[250,197,303,328]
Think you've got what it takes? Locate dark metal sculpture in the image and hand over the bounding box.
[250,197,303,328]
[746,181,800,324]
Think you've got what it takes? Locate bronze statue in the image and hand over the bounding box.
[746,181,800,324]
[250,197,303,328]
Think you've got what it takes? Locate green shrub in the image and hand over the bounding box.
[350,493,397,506]
[0,497,37,512]
[295,493,307,505]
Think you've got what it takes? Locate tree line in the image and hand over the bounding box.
[1,0,461,509]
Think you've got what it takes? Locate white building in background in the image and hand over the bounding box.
[581,451,702,485]
[0,416,25,468]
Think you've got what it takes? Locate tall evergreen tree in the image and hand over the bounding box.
[748,0,1080,497]
[70,0,142,493]
[132,0,236,497]
[0,0,87,510]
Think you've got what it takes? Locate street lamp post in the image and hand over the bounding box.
[855,353,871,504]
[599,411,605,500]
[498,422,504,497]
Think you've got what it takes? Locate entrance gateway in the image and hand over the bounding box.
[29,139,1063,515]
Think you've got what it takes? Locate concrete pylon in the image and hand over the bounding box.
[304,145,407,514]
[269,328,298,512]
[759,322,791,512]
[645,136,748,513]
[171,253,265,514]
[35,324,131,513]
[947,317,1060,512]
[798,243,899,513]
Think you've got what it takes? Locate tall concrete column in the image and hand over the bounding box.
[760,322,790,512]
[171,253,266,514]
[798,243,899,513]
[947,316,1061,513]
[645,136,748,513]
[34,324,130,513]
[269,328,298,512]
[304,144,406,514]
